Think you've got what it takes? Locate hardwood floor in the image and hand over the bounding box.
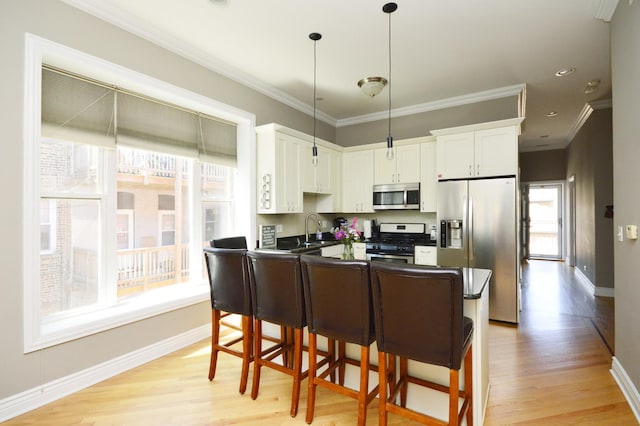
[4,260,637,425]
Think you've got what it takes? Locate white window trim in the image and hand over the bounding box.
[40,199,57,254]
[23,33,257,353]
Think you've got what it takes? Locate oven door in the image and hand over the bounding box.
[366,252,414,264]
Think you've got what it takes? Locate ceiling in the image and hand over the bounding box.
[63,0,616,152]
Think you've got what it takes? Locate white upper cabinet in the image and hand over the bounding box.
[301,144,333,194]
[256,129,302,214]
[473,126,518,177]
[374,144,421,184]
[434,120,521,180]
[420,141,437,212]
[343,149,374,213]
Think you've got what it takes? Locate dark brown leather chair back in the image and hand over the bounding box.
[203,246,252,316]
[210,236,248,249]
[246,251,306,329]
[370,263,472,370]
[300,255,375,346]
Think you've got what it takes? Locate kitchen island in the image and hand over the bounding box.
[254,250,491,425]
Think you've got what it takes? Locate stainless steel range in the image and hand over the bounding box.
[365,223,430,264]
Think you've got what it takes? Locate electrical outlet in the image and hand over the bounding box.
[276,224,283,233]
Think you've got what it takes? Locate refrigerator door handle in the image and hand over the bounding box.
[469,195,474,262]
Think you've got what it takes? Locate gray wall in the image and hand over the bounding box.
[611,0,640,394]
[337,96,519,146]
[519,149,567,182]
[566,109,614,289]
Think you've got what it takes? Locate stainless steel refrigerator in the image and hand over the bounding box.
[437,177,519,323]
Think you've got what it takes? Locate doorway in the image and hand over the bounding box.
[527,184,563,260]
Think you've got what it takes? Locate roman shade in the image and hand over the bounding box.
[41,66,237,165]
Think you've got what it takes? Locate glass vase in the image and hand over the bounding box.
[342,241,354,260]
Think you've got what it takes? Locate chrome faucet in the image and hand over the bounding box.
[305,213,320,242]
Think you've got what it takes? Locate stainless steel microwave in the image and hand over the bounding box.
[372,182,420,210]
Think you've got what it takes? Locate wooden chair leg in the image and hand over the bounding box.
[208,310,221,381]
[306,332,318,424]
[449,368,460,426]
[400,357,408,407]
[387,353,395,403]
[290,327,304,417]
[328,338,336,383]
[378,351,388,426]
[357,345,370,426]
[238,314,252,394]
[338,341,347,386]
[251,318,262,400]
[465,345,474,426]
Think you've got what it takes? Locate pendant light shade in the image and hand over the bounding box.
[309,32,321,166]
[384,2,397,161]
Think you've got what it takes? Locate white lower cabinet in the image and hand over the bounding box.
[353,242,366,260]
[321,244,344,258]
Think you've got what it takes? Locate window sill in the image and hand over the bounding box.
[27,282,209,353]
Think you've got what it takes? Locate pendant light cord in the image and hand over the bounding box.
[313,37,317,148]
[387,9,392,140]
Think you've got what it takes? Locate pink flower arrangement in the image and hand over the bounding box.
[333,217,362,244]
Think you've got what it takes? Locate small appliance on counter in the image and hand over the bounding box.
[333,217,348,229]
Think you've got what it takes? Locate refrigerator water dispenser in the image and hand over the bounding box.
[440,219,463,248]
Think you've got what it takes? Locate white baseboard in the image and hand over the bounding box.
[0,324,210,422]
[574,268,615,298]
[594,286,615,298]
[611,356,640,423]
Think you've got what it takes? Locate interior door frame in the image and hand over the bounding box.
[568,175,576,266]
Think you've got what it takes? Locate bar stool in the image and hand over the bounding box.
[370,263,474,426]
[246,250,309,417]
[300,255,378,425]
[203,236,252,394]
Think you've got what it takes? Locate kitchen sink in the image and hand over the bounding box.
[300,240,335,248]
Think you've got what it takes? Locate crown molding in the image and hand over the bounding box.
[567,99,612,142]
[336,83,526,128]
[594,0,619,21]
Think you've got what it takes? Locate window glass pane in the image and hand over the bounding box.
[116,147,191,300]
[40,199,101,317]
[40,140,102,194]
[201,163,235,244]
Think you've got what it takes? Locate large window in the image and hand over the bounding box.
[24,35,254,352]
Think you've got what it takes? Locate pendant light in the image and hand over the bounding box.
[384,2,397,161]
[309,32,321,166]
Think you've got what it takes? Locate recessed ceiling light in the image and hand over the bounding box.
[546,111,558,117]
[584,86,598,94]
[587,79,601,87]
[540,135,550,138]
[555,67,576,77]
